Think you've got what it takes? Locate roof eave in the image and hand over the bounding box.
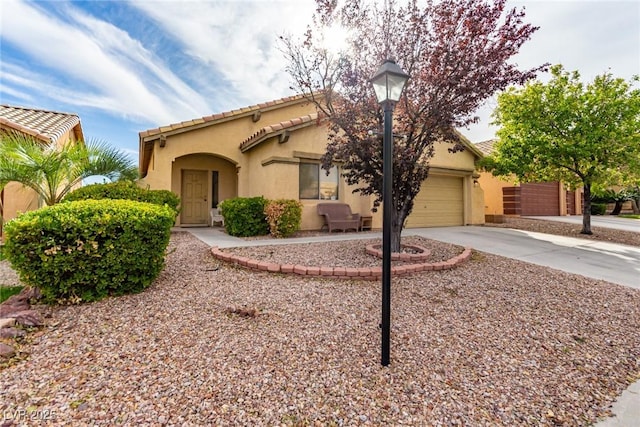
[240,121,317,153]
[139,94,314,143]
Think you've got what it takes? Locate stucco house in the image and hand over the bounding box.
[0,105,85,233]
[138,95,485,230]
[475,139,583,220]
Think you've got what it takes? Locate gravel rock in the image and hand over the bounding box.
[0,342,16,358]
[1,230,639,426]
[0,327,25,339]
[0,261,21,287]
[11,310,44,327]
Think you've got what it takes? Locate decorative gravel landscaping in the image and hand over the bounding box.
[1,221,639,425]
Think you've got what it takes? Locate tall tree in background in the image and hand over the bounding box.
[281,0,545,251]
[483,65,640,234]
[0,132,138,206]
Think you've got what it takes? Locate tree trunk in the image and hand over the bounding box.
[391,208,402,253]
[611,201,623,215]
[632,198,640,215]
[581,183,593,235]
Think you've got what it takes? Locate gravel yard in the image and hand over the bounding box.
[1,219,640,426]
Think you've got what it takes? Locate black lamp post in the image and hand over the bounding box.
[371,59,410,366]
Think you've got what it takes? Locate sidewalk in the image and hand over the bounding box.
[181,226,381,249]
[181,225,639,426]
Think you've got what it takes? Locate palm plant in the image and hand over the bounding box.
[0,132,138,206]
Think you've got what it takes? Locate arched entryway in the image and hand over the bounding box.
[172,153,237,226]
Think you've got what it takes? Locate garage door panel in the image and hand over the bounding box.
[520,182,560,216]
[406,176,464,227]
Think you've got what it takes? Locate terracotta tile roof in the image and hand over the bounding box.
[139,94,310,141]
[474,139,497,156]
[0,104,83,143]
[239,113,322,152]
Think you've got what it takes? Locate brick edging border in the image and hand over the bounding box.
[210,246,473,281]
[365,243,432,261]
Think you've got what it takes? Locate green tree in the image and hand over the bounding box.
[484,65,640,234]
[0,132,138,206]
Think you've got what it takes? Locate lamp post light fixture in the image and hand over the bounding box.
[371,59,410,367]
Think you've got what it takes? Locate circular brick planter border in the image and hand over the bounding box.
[365,243,431,262]
[210,246,473,281]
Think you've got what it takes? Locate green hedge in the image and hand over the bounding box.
[219,197,269,237]
[3,199,175,303]
[265,199,303,238]
[590,203,607,216]
[64,181,180,215]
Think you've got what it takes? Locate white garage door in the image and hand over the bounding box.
[405,175,464,227]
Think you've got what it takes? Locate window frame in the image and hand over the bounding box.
[299,162,339,200]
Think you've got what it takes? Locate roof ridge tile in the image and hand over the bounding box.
[139,93,312,139]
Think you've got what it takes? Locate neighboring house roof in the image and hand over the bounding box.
[0,104,83,143]
[239,113,321,152]
[474,139,497,156]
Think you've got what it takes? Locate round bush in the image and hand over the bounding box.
[64,181,180,216]
[265,199,303,238]
[219,197,269,237]
[3,199,175,303]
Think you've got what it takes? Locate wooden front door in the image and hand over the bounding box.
[181,169,209,225]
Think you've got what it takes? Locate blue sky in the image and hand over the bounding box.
[1,0,638,164]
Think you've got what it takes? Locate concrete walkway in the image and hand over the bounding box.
[183,226,380,249]
[182,223,639,426]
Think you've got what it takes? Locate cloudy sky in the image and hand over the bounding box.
[1,0,638,161]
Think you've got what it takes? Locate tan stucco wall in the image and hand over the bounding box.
[242,123,377,230]
[477,171,515,216]
[430,141,477,170]
[140,100,484,230]
[3,181,39,223]
[470,183,485,224]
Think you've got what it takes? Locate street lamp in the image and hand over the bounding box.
[371,59,410,366]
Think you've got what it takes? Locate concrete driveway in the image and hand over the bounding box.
[525,215,640,233]
[409,226,640,289]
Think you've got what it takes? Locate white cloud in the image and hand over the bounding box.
[0,83,34,104]
[0,0,211,124]
[129,0,316,108]
[1,62,97,109]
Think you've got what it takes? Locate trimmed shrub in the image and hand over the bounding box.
[3,199,175,303]
[219,197,269,237]
[265,199,303,238]
[64,181,180,216]
[591,203,607,216]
